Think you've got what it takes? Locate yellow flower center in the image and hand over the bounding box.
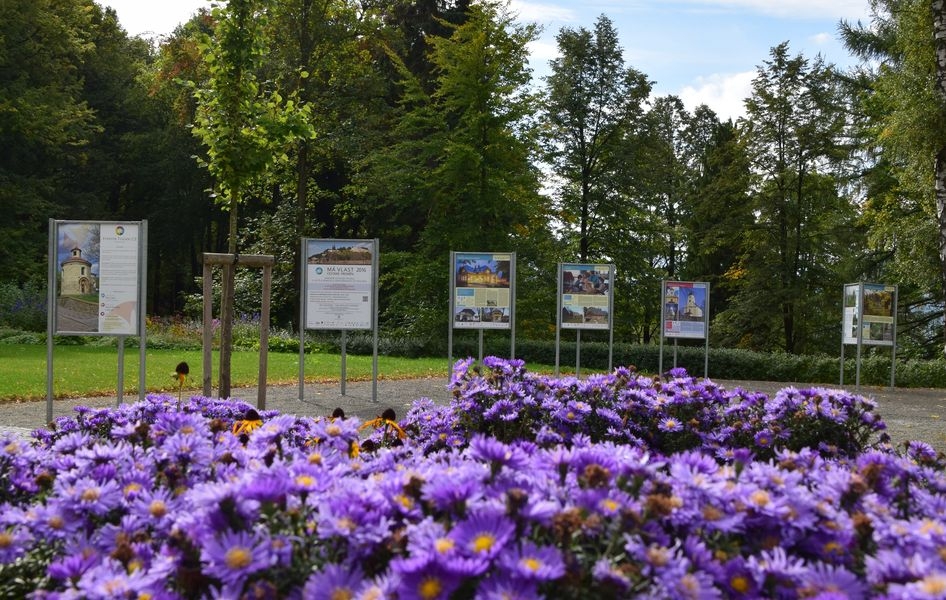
[308,452,323,465]
[471,533,496,554]
[749,490,770,507]
[600,498,619,512]
[646,545,670,567]
[149,500,167,518]
[224,547,252,570]
[0,532,12,548]
[181,426,194,434]
[522,557,542,572]
[81,487,101,502]
[296,474,316,488]
[47,515,64,530]
[435,537,454,554]
[419,576,442,600]
[730,576,750,593]
[4,442,19,455]
[124,482,142,496]
[921,574,946,595]
[330,588,354,600]
[326,424,342,437]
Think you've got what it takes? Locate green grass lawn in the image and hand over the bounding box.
[0,345,452,402]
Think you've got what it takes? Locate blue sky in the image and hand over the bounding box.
[104,0,871,121]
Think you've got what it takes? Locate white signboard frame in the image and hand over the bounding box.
[47,219,148,421]
[299,238,379,401]
[658,280,710,378]
[448,251,516,365]
[302,238,377,331]
[559,263,614,331]
[52,221,145,336]
[555,263,615,376]
[841,282,897,388]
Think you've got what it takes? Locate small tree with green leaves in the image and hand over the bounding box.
[191,0,312,395]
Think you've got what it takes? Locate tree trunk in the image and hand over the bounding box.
[220,196,239,398]
[932,0,946,351]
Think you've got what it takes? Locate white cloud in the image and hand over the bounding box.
[678,70,755,122]
[509,0,577,24]
[683,0,868,21]
[809,32,833,45]
[102,0,214,38]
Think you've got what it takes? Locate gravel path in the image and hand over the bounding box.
[2,377,944,452]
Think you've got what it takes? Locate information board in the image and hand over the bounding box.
[452,252,514,330]
[559,263,613,330]
[843,282,896,347]
[662,280,709,340]
[303,238,377,330]
[53,221,143,336]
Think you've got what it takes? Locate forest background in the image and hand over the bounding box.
[3,0,946,371]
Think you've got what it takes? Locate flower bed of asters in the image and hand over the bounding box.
[1,357,944,599]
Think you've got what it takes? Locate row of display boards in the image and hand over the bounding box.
[45,221,899,418]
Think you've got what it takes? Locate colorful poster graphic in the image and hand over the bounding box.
[453,253,513,329]
[843,282,896,347]
[56,222,140,335]
[663,281,708,339]
[304,239,375,330]
[560,263,612,330]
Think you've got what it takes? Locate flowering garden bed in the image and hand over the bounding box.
[1,357,945,599]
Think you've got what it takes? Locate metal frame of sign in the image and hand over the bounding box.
[840,282,898,388]
[555,262,615,376]
[298,238,380,402]
[47,219,148,421]
[658,280,710,378]
[448,251,516,367]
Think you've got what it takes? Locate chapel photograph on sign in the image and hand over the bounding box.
[662,281,708,339]
[453,253,512,329]
[304,239,376,330]
[560,263,612,330]
[54,221,141,335]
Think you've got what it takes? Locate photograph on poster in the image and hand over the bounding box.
[56,223,101,332]
[663,281,707,338]
[304,239,374,330]
[56,222,140,335]
[863,287,894,318]
[560,264,612,330]
[665,284,705,322]
[455,255,511,289]
[562,265,610,295]
[453,253,513,329]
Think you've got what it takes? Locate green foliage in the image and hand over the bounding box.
[0,281,47,332]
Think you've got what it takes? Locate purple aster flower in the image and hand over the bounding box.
[469,435,529,471]
[475,575,540,599]
[395,565,460,600]
[497,541,565,581]
[592,557,632,594]
[75,558,158,599]
[0,524,31,564]
[450,509,516,560]
[658,417,684,432]
[200,529,272,587]
[56,476,123,518]
[302,563,365,600]
[797,562,867,600]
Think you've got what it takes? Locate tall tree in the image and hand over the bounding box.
[361,0,547,340]
[842,0,946,352]
[543,14,652,261]
[0,0,99,282]
[721,43,858,353]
